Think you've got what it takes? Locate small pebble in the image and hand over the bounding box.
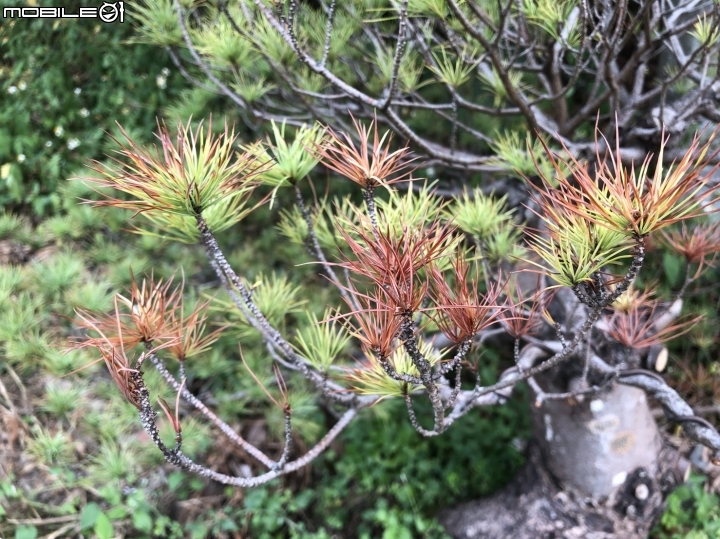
[635,484,649,500]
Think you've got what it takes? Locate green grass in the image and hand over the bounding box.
[27,427,75,467]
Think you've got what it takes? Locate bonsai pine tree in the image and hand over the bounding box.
[73,116,720,537]
[75,0,720,536]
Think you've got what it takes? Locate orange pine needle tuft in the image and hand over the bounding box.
[318,115,418,190]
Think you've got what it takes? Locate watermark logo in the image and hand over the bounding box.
[3,1,124,23]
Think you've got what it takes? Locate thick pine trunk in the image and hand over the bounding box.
[440,373,688,539]
[532,373,662,497]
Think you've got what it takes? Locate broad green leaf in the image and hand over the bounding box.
[94,512,114,539]
[132,510,153,533]
[15,526,38,539]
[80,502,101,530]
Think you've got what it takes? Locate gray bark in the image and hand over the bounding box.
[440,443,685,539]
[440,375,689,539]
[532,376,662,497]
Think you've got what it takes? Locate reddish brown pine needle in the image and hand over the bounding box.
[607,302,701,349]
[498,276,553,338]
[338,221,455,313]
[83,119,265,215]
[662,221,720,275]
[338,287,403,359]
[318,115,418,189]
[71,272,224,395]
[428,256,503,343]
[530,125,720,236]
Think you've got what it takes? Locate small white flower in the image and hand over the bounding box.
[161,67,170,76]
[7,86,17,94]
[45,141,53,148]
[74,87,82,95]
[67,138,81,150]
[17,154,25,163]
[18,82,27,91]
[54,126,64,137]
[156,75,167,89]
[80,108,90,118]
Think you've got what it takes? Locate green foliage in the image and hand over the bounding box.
[408,0,455,19]
[79,502,115,539]
[373,46,425,95]
[63,278,114,313]
[294,308,352,372]
[0,293,43,345]
[4,330,53,373]
[87,119,264,241]
[446,188,516,240]
[193,16,252,68]
[42,382,83,420]
[0,264,28,300]
[526,209,632,287]
[276,194,357,251]
[478,68,525,107]
[309,392,528,538]
[277,203,315,245]
[211,272,306,340]
[488,130,562,182]
[43,347,92,378]
[654,474,720,538]
[484,223,526,262]
[377,182,449,235]
[429,47,478,89]
[253,121,327,189]
[346,338,448,400]
[254,15,297,65]
[31,250,85,299]
[130,0,184,47]
[0,212,30,240]
[137,187,262,243]
[520,0,581,47]
[89,442,138,483]
[163,86,217,120]
[27,427,75,467]
[690,14,720,48]
[0,2,185,214]
[231,73,276,104]
[15,526,38,539]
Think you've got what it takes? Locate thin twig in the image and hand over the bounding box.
[381,0,410,109]
[293,184,355,307]
[148,352,276,469]
[319,0,337,68]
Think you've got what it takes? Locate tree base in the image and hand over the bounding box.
[440,442,687,539]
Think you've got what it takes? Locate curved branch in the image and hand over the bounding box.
[618,372,720,462]
[135,367,360,487]
[148,353,275,469]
